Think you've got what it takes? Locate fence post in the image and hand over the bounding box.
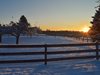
[95,42,99,60]
[44,44,47,65]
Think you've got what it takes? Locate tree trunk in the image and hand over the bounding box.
[16,35,20,44]
[0,34,2,43]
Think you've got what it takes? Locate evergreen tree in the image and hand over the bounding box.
[0,24,2,43]
[89,5,100,42]
[18,15,30,32]
[15,15,30,44]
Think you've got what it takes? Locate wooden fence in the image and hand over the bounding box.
[0,42,100,65]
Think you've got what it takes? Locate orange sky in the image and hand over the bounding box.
[0,0,95,32]
[38,20,91,31]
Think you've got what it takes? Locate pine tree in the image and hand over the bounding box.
[18,15,30,32]
[15,15,30,44]
[89,6,100,42]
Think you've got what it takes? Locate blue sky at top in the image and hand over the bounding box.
[0,0,97,30]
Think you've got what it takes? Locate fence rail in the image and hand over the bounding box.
[0,43,97,48]
[0,42,99,65]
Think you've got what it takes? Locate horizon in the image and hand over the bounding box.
[0,0,97,31]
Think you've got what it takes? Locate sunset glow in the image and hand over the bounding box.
[0,0,95,31]
[82,27,90,32]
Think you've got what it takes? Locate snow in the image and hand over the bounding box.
[0,35,99,75]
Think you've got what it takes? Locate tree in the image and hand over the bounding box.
[10,15,30,44]
[0,24,2,43]
[89,1,100,42]
[15,15,30,44]
[0,15,30,44]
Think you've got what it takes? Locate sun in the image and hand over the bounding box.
[82,27,90,32]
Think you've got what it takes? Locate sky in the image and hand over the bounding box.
[0,0,98,31]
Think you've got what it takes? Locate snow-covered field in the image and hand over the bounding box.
[0,35,99,75]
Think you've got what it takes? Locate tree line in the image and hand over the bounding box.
[42,30,87,38]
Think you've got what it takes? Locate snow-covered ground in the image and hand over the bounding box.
[0,35,99,75]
